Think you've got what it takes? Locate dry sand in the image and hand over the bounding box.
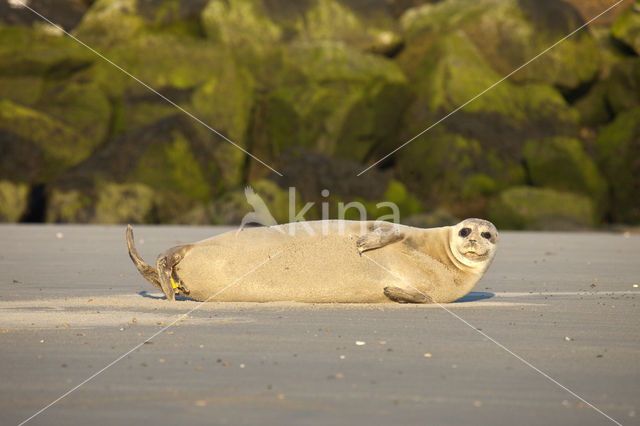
[1,225,639,426]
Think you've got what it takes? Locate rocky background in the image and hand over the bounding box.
[0,0,638,229]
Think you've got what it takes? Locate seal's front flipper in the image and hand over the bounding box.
[383,286,433,304]
[156,244,192,302]
[357,224,403,255]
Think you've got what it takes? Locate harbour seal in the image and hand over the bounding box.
[126,219,498,304]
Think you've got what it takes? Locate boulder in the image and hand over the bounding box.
[400,0,601,90]
[201,0,282,58]
[37,80,112,150]
[606,57,640,115]
[394,5,582,217]
[523,137,607,207]
[0,180,29,222]
[0,0,89,31]
[0,100,97,182]
[0,25,93,80]
[611,4,640,55]
[596,107,640,224]
[247,41,410,178]
[73,0,145,48]
[488,186,596,230]
[46,115,227,223]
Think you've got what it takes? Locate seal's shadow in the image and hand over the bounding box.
[454,291,494,303]
[137,290,495,303]
[138,290,199,302]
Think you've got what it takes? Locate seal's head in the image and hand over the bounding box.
[450,218,498,269]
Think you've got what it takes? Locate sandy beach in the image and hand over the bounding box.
[1,225,638,425]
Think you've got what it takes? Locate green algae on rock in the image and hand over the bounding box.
[400,0,600,90]
[0,100,96,181]
[0,180,29,222]
[596,107,640,224]
[488,186,596,230]
[523,137,607,206]
[611,4,640,55]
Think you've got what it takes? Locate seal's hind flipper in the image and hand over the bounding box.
[126,225,163,292]
[383,286,433,304]
[156,243,193,301]
[356,224,403,255]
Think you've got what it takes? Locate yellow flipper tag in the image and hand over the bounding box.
[170,277,179,289]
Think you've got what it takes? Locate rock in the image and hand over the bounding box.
[0,100,96,182]
[606,57,640,115]
[563,0,635,27]
[45,188,92,223]
[0,0,89,31]
[93,182,156,224]
[190,59,255,186]
[400,0,601,90]
[395,127,523,219]
[272,148,393,219]
[488,186,596,230]
[180,180,298,225]
[0,180,29,222]
[596,107,640,224]
[248,41,410,178]
[0,75,44,106]
[611,4,640,55]
[201,0,282,57]
[394,6,582,217]
[46,115,227,223]
[403,209,460,228]
[269,0,402,55]
[0,26,93,78]
[523,137,608,208]
[37,80,112,150]
[573,81,612,126]
[73,0,145,48]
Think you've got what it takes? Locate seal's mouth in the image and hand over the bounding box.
[462,249,488,259]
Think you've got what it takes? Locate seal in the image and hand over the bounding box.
[126,218,498,303]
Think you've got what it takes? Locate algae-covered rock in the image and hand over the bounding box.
[249,41,410,175]
[37,80,112,148]
[395,128,523,218]
[606,57,640,115]
[268,0,402,55]
[0,26,94,78]
[523,137,607,205]
[596,107,640,224]
[180,181,299,225]
[0,180,29,222]
[488,186,596,230]
[201,0,281,57]
[611,4,640,55]
[395,13,578,215]
[73,0,145,48]
[0,100,96,181]
[399,30,577,128]
[0,0,89,31]
[45,188,93,223]
[403,209,459,228]
[400,0,600,90]
[93,182,156,224]
[46,115,228,223]
[0,75,44,106]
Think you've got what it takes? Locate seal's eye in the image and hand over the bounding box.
[458,228,471,238]
[481,232,492,240]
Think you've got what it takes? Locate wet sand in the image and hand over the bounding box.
[1,225,639,426]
